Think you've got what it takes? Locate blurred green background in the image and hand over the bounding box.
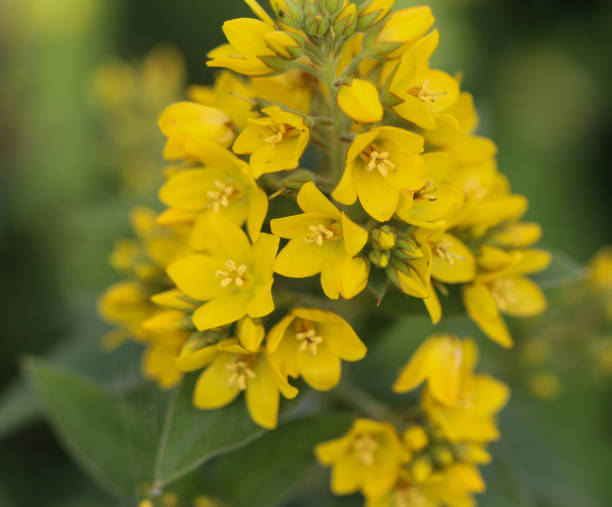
[0,0,610,506]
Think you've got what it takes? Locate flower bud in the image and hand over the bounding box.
[264,30,302,59]
[305,14,331,38]
[403,425,429,451]
[371,225,397,251]
[325,0,344,13]
[369,249,390,268]
[340,255,370,299]
[237,316,265,352]
[410,455,433,483]
[337,78,383,124]
[333,3,357,37]
[386,259,428,298]
[431,445,454,467]
[280,169,315,190]
[357,0,394,30]
[394,234,423,260]
[272,0,304,25]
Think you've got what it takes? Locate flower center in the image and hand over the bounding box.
[433,238,464,266]
[225,357,255,390]
[489,278,517,311]
[264,123,297,146]
[352,433,379,465]
[216,259,248,288]
[305,224,336,246]
[407,78,446,104]
[295,327,323,355]
[393,487,429,507]
[207,180,238,212]
[361,145,396,177]
[414,179,437,201]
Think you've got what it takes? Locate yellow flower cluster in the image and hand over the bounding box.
[317,333,508,506]
[99,1,549,502]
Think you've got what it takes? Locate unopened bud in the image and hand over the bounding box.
[325,0,344,13]
[357,0,394,30]
[371,225,396,251]
[333,2,357,36]
[386,260,428,298]
[369,249,390,268]
[410,455,433,483]
[403,425,429,451]
[431,445,454,467]
[281,169,315,190]
[272,0,304,25]
[340,255,370,299]
[305,14,330,38]
[395,234,423,260]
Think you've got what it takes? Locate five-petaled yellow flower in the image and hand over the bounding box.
[271,182,368,299]
[267,308,367,390]
[463,249,551,347]
[158,138,268,241]
[183,336,297,429]
[316,418,407,498]
[233,105,310,178]
[332,126,427,221]
[167,213,279,331]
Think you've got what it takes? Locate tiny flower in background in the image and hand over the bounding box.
[315,418,406,498]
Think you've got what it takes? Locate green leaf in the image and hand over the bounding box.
[366,268,389,305]
[199,414,353,507]
[25,358,282,500]
[0,381,38,440]
[532,250,586,289]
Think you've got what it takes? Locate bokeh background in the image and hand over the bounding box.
[0,0,610,506]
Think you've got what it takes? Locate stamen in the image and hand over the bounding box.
[489,278,517,311]
[206,180,238,212]
[360,145,396,178]
[414,179,437,201]
[352,433,379,465]
[264,123,297,146]
[216,259,248,288]
[433,238,465,266]
[304,224,336,246]
[225,358,256,390]
[407,78,447,104]
[295,327,324,355]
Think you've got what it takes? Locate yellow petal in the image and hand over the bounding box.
[237,316,265,352]
[354,165,399,221]
[247,282,275,318]
[193,353,241,409]
[337,79,383,124]
[341,213,368,257]
[167,255,227,301]
[274,238,336,277]
[246,355,280,429]
[297,341,341,391]
[499,277,547,317]
[176,339,219,372]
[265,313,295,352]
[191,212,253,266]
[462,283,513,348]
[297,182,342,218]
[430,233,476,283]
[192,292,251,331]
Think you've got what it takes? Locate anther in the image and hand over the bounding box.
[305,224,336,246]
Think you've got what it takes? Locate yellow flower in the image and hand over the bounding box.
[376,6,435,59]
[423,372,510,444]
[206,18,277,76]
[315,418,406,498]
[266,308,366,390]
[332,126,427,221]
[189,338,297,429]
[158,139,268,241]
[252,70,312,114]
[463,249,551,348]
[395,153,464,230]
[393,334,477,406]
[158,101,235,159]
[271,182,368,299]
[233,105,310,178]
[388,30,460,129]
[167,213,279,331]
[367,464,485,507]
[188,71,257,130]
[337,78,383,124]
